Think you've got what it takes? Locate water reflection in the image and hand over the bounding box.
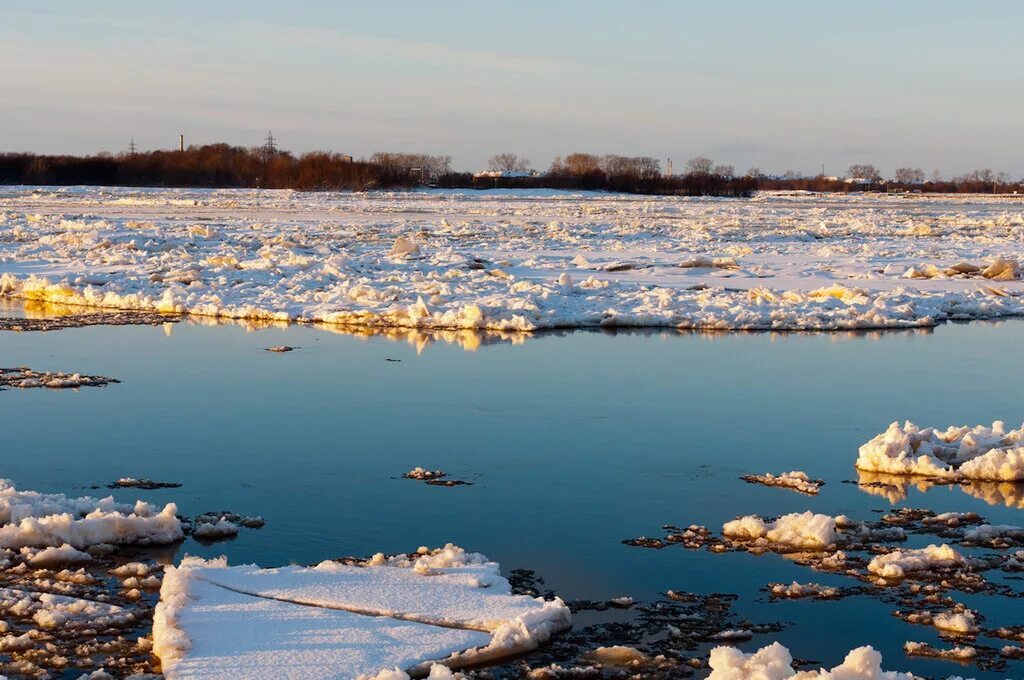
[855,470,1024,509]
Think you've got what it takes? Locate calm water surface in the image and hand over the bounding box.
[3,315,1024,678]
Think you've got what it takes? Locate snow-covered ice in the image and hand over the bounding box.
[154,545,570,679]
[857,421,1024,481]
[2,187,1023,332]
[155,570,489,680]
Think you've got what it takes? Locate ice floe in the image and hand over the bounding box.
[154,545,570,678]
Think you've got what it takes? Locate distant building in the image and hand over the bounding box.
[473,170,539,179]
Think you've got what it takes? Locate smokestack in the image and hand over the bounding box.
[179,134,184,152]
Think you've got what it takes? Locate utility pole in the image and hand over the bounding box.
[179,134,184,152]
[128,138,137,155]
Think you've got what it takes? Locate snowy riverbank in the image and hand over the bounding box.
[1,188,1022,331]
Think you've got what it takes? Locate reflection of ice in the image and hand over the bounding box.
[855,470,1024,509]
[961,480,1024,509]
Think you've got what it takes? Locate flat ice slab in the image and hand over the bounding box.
[160,576,489,680]
[154,546,570,679]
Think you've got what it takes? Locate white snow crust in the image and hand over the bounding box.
[2,188,1023,332]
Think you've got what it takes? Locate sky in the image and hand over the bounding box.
[2,1,1022,177]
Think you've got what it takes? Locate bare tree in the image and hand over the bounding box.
[847,164,881,181]
[745,167,762,178]
[633,156,662,179]
[894,167,925,184]
[685,157,714,175]
[599,155,661,179]
[488,153,531,173]
[955,169,995,183]
[550,153,603,176]
[370,153,451,179]
[930,169,943,183]
[713,164,735,178]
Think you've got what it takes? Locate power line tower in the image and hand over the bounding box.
[128,138,137,155]
[263,131,277,155]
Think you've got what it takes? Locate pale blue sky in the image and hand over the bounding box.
[2,1,1021,176]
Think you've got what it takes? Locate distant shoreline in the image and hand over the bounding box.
[2,146,1020,197]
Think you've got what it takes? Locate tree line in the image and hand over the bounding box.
[0,145,425,191]
[0,145,1019,196]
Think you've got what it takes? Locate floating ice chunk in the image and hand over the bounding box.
[390,237,421,258]
[857,421,1024,481]
[980,257,1018,281]
[963,523,1024,546]
[742,471,824,495]
[708,642,915,679]
[404,467,447,481]
[0,367,119,390]
[587,645,647,665]
[723,512,837,549]
[0,479,182,549]
[933,609,979,635]
[709,629,752,641]
[0,631,34,652]
[769,582,840,599]
[110,478,181,490]
[192,519,239,541]
[903,641,977,660]
[21,543,93,568]
[358,664,463,680]
[867,544,967,579]
[722,515,768,540]
[0,587,134,630]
